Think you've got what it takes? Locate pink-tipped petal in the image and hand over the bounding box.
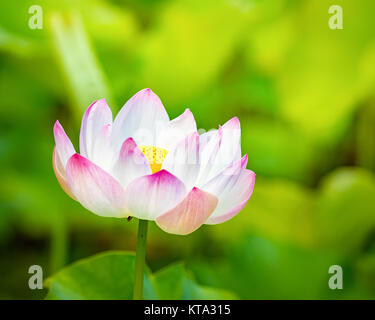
[209,117,241,179]
[66,154,126,218]
[223,117,241,160]
[53,121,75,167]
[204,154,248,190]
[205,168,256,225]
[90,124,114,171]
[123,169,186,220]
[156,109,197,150]
[52,146,76,200]
[112,89,169,150]
[199,129,217,148]
[162,132,200,191]
[222,116,241,132]
[80,99,113,160]
[196,117,242,185]
[112,138,152,188]
[196,127,223,186]
[156,187,218,235]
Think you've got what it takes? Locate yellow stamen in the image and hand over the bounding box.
[138,146,168,174]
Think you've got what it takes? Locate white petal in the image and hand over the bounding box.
[162,132,200,191]
[112,137,152,188]
[156,109,197,150]
[202,156,256,224]
[199,129,217,148]
[209,117,241,179]
[206,169,255,224]
[112,89,169,150]
[195,127,223,186]
[53,120,75,167]
[196,117,241,185]
[91,124,115,171]
[156,187,218,235]
[80,99,113,160]
[52,146,76,200]
[66,154,127,218]
[123,170,186,220]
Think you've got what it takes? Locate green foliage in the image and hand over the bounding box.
[45,251,235,300]
[1,0,375,300]
[152,262,236,299]
[317,167,375,255]
[45,251,154,299]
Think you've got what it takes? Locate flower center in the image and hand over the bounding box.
[138,146,168,174]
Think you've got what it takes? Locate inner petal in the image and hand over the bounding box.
[138,146,168,173]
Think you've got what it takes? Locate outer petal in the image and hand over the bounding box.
[52,146,76,200]
[112,138,152,188]
[156,187,218,235]
[112,89,169,150]
[53,120,75,167]
[123,170,186,220]
[221,117,241,159]
[80,99,113,160]
[202,156,256,224]
[199,129,217,149]
[66,154,126,218]
[196,118,241,186]
[202,155,248,199]
[156,109,197,150]
[207,117,241,181]
[90,124,114,171]
[162,132,200,191]
[195,127,223,186]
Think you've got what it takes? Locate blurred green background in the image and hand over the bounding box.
[1,0,375,299]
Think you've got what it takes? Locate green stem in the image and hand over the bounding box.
[133,219,148,300]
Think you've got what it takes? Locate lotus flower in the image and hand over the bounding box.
[53,89,255,235]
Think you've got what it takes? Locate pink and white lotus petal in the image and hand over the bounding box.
[112,89,170,150]
[206,170,256,224]
[112,138,152,188]
[206,117,241,182]
[156,109,197,150]
[123,170,186,221]
[156,187,218,235]
[162,132,200,191]
[202,155,255,224]
[199,129,217,149]
[90,124,114,171]
[196,127,223,186]
[53,120,75,167]
[52,147,76,200]
[196,118,242,186]
[66,154,126,218]
[221,116,241,159]
[79,99,113,160]
[201,155,248,200]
